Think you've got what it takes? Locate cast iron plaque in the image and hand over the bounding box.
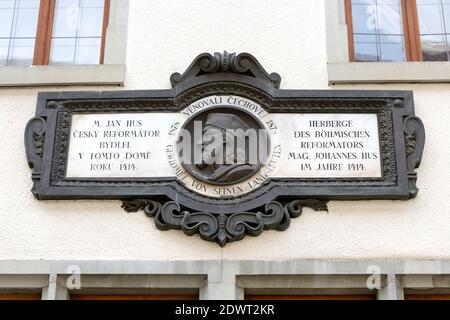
[25,52,425,246]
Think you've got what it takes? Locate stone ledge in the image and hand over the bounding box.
[328,62,450,84]
[0,64,126,87]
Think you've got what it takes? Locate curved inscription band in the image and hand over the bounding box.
[122,199,329,247]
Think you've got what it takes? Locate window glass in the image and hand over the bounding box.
[0,0,40,65]
[416,0,450,61]
[351,0,406,62]
[49,0,105,65]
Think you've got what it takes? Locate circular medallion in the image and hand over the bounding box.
[177,106,270,186]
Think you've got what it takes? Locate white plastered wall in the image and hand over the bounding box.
[0,0,449,260]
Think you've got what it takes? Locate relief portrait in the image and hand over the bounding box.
[179,108,269,186]
[195,113,259,183]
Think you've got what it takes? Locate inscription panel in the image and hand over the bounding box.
[65,96,383,198]
[66,113,183,178]
[270,113,381,178]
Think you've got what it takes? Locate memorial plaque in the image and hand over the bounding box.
[25,51,425,246]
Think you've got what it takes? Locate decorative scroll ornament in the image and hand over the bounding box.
[24,117,46,197]
[122,199,329,247]
[170,51,281,89]
[404,115,425,198]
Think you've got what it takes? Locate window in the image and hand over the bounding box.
[417,0,450,61]
[0,0,40,65]
[0,0,110,66]
[345,0,450,62]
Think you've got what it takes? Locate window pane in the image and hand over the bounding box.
[417,0,445,34]
[377,1,404,35]
[0,0,39,65]
[13,0,39,37]
[417,0,450,61]
[354,34,378,61]
[49,38,76,64]
[379,35,405,61]
[421,35,448,61]
[49,0,105,65]
[52,0,80,38]
[352,1,377,35]
[79,6,104,37]
[8,37,35,64]
[351,0,406,62]
[0,2,15,38]
[0,39,9,63]
[74,37,101,64]
[448,35,450,57]
[445,4,450,33]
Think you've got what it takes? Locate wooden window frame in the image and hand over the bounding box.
[344,0,423,62]
[246,295,376,300]
[32,0,110,65]
[405,294,450,300]
[70,294,199,300]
